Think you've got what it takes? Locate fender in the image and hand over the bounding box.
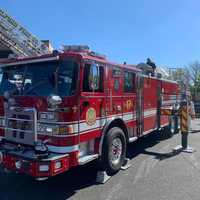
[98,117,128,157]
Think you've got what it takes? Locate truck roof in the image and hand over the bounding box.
[0,50,178,85]
[0,50,141,73]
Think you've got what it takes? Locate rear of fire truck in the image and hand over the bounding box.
[0,53,81,180]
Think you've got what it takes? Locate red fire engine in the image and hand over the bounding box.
[0,45,180,180]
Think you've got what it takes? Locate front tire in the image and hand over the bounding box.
[101,127,126,175]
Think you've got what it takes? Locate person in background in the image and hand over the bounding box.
[146,58,156,76]
[188,95,196,130]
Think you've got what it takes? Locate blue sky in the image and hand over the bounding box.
[1,0,200,67]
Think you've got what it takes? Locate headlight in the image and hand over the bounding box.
[37,124,59,135]
[37,124,74,135]
[38,112,58,121]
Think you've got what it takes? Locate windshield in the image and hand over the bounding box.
[0,60,79,97]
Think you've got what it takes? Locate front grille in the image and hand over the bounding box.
[5,107,37,146]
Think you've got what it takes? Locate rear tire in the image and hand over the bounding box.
[170,116,176,135]
[174,116,180,134]
[101,127,126,175]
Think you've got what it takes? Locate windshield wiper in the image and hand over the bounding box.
[24,80,48,95]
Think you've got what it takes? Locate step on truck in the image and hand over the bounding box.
[0,45,180,180]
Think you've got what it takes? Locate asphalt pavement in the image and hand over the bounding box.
[0,119,200,200]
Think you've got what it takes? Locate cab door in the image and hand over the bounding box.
[79,62,106,152]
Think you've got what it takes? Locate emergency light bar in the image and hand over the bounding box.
[63,45,106,59]
[1,56,59,67]
[63,45,90,52]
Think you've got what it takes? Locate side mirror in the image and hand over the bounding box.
[89,63,99,90]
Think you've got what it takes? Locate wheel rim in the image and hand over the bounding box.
[109,138,122,165]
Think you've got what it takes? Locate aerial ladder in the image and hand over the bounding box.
[0,9,51,57]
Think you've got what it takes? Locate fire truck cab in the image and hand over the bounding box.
[0,45,180,180]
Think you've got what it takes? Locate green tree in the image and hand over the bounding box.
[168,67,189,91]
[187,61,200,101]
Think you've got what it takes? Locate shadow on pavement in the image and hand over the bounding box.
[142,149,181,161]
[190,129,200,134]
[127,130,172,159]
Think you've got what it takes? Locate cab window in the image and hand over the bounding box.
[124,71,135,93]
[83,63,104,92]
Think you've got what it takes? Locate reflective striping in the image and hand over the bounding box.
[63,118,106,134]
[47,144,79,153]
[79,118,106,132]
[162,94,177,100]
[3,108,158,138]
[169,95,177,100]
[161,109,172,116]
[80,127,101,135]
[182,112,187,119]
[162,99,177,105]
[73,112,137,133]
[143,128,156,135]
[162,94,178,106]
[144,109,157,117]
[3,108,157,137]
[181,106,189,132]
[161,123,169,128]
[123,112,136,121]
[38,110,156,134]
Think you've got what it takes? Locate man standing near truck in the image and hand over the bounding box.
[188,95,196,130]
